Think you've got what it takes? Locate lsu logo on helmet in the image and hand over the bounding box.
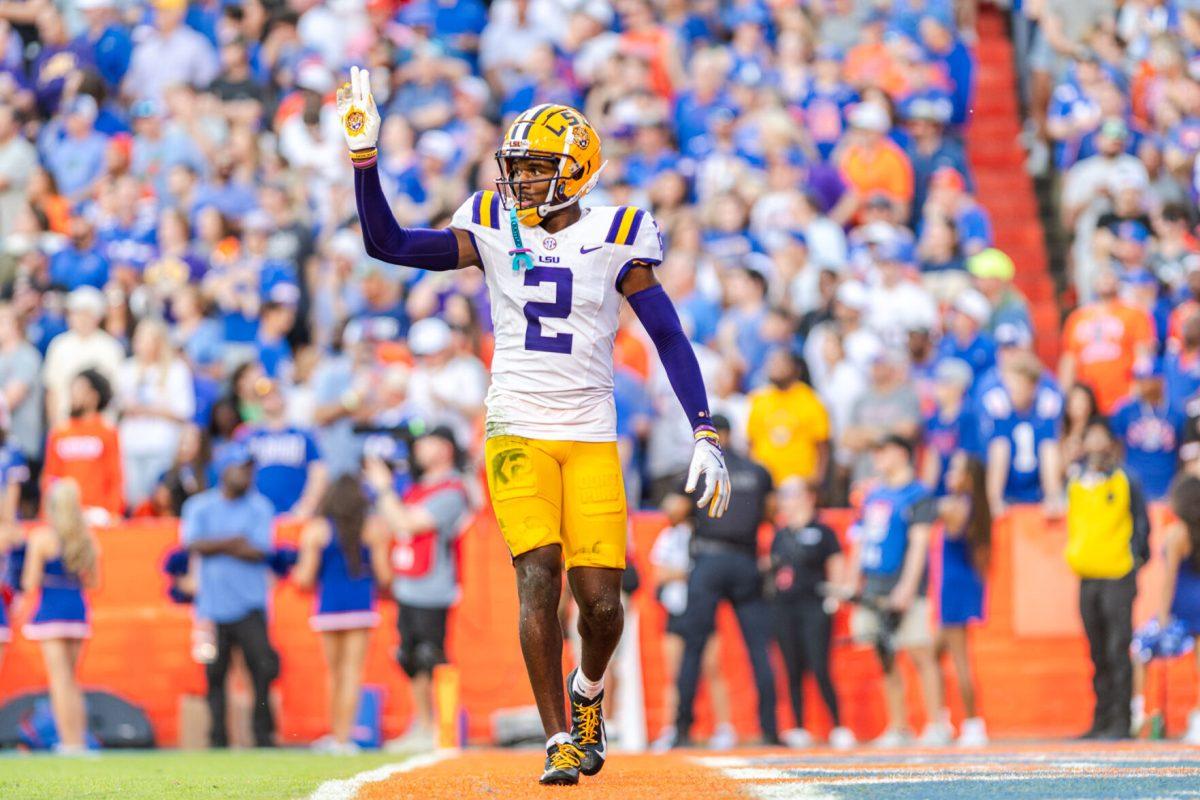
[496,104,606,226]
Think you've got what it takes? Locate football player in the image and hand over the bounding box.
[338,68,730,784]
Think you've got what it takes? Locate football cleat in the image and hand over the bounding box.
[540,741,584,785]
[566,668,607,776]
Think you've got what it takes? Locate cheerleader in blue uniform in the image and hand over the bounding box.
[0,434,29,663]
[21,479,97,754]
[294,474,391,754]
[1152,475,1200,744]
[935,452,991,747]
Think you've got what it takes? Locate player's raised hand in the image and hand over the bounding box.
[337,65,381,159]
[686,434,731,518]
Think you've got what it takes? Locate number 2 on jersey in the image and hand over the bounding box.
[523,266,574,354]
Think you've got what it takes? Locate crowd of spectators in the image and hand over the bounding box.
[0,0,1177,548]
[0,0,987,522]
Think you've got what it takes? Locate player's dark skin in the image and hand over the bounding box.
[442,156,657,736]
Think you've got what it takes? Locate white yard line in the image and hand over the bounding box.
[308,750,454,800]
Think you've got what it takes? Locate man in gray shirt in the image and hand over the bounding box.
[364,426,469,751]
[841,350,922,484]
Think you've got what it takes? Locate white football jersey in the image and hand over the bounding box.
[451,190,663,441]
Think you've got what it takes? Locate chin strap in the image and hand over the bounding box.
[508,207,534,273]
[531,160,609,223]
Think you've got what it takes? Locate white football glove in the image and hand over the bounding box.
[686,435,731,518]
[336,65,381,156]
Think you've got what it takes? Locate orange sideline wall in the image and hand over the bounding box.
[0,506,1196,747]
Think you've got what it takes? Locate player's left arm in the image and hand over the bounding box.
[620,262,730,517]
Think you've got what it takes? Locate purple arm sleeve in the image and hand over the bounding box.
[353,163,460,270]
[627,284,715,434]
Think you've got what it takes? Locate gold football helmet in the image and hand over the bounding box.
[495,104,606,226]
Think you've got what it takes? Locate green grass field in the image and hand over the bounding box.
[0,749,404,800]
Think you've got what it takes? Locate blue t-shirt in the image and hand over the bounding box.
[49,246,110,290]
[242,426,322,514]
[922,404,983,496]
[855,481,936,591]
[937,333,996,381]
[1110,398,1184,500]
[0,446,29,493]
[973,367,1064,438]
[798,83,858,160]
[181,487,275,624]
[989,403,1061,503]
[1165,350,1200,415]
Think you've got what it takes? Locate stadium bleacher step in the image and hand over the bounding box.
[966,4,1060,363]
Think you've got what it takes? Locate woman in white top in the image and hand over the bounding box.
[116,318,195,510]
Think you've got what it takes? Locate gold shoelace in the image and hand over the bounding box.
[574,702,601,746]
[549,742,584,770]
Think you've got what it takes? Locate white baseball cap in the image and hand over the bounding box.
[836,279,870,311]
[953,288,992,325]
[67,286,106,317]
[849,102,890,133]
[408,317,452,356]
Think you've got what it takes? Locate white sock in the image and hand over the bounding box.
[573,669,604,700]
[547,731,572,750]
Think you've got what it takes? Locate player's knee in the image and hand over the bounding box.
[580,594,623,633]
[515,556,561,612]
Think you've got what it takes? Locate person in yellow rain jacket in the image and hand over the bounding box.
[1065,417,1151,740]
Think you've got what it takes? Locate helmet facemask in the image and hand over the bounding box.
[495,150,585,226]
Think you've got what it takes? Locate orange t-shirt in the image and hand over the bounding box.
[42,414,125,516]
[1062,301,1155,412]
[838,139,914,207]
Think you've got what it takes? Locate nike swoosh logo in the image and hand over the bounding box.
[580,245,603,254]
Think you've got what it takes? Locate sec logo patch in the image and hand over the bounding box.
[543,237,557,250]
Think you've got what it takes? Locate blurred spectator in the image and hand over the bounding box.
[293,475,392,755]
[841,349,922,486]
[670,415,777,748]
[21,478,97,755]
[937,289,996,381]
[40,95,108,200]
[842,435,944,747]
[241,378,326,519]
[1066,418,1149,741]
[1153,476,1200,745]
[406,317,487,448]
[1060,267,1157,414]
[367,428,468,752]
[967,248,1031,335]
[834,102,914,224]
[904,101,969,227]
[43,287,124,427]
[920,358,982,496]
[42,368,123,523]
[647,501,734,752]
[1167,315,1200,415]
[123,0,219,103]
[1061,383,1101,468]
[0,303,44,471]
[767,477,853,750]
[986,352,1065,517]
[116,319,195,509]
[148,423,208,517]
[746,349,829,486]
[181,441,278,749]
[934,452,991,746]
[0,105,35,238]
[1111,358,1183,501]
